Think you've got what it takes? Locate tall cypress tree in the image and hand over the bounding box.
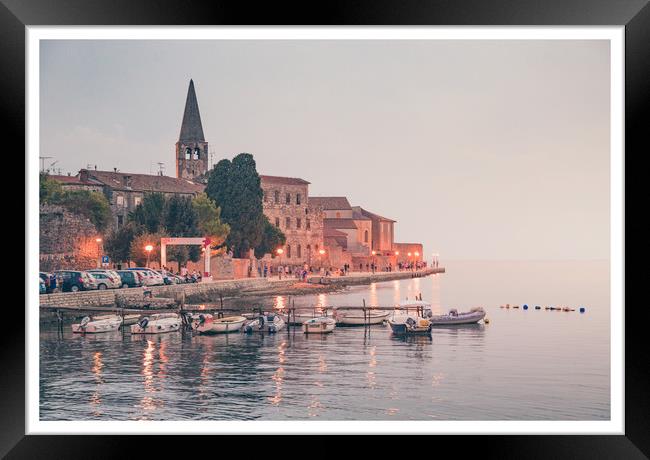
[206,153,266,258]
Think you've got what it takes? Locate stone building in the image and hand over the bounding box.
[176,79,209,181]
[392,242,424,264]
[358,207,396,255]
[52,169,205,231]
[260,175,325,267]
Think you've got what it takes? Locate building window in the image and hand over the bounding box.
[285,217,291,229]
[134,196,142,207]
[297,244,302,259]
[305,208,309,214]
[117,215,124,228]
[275,217,280,227]
[287,245,291,258]
[364,229,369,243]
[336,212,341,218]
[315,244,319,252]
[307,244,311,254]
[296,218,301,229]
[296,194,301,205]
[116,195,124,207]
[274,190,280,203]
[194,147,200,160]
[263,191,268,202]
[285,193,291,205]
[185,148,191,160]
[306,219,310,230]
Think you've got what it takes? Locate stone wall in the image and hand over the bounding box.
[39,204,101,272]
[261,179,325,267]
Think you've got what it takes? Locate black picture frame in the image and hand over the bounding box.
[5,0,645,456]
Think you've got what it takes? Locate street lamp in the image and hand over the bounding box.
[145,244,153,268]
[95,237,103,268]
[276,248,284,279]
[318,249,325,271]
[371,250,376,273]
[407,252,412,271]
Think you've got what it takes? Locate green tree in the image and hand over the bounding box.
[192,192,230,250]
[254,216,286,259]
[205,153,266,258]
[163,194,201,268]
[104,222,137,265]
[39,172,64,203]
[58,190,112,232]
[128,192,166,233]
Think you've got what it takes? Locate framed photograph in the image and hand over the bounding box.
[6,0,646,456]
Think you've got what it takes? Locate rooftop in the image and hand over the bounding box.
[358,207,396,223]
[309,196,352,210]
[79,169,205,194]
[324,218,358,230]
[260,175,310,185]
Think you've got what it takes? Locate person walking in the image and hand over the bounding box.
[279,265,284,280]
[263,264,268,278]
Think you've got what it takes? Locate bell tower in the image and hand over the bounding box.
[176,79,209,181]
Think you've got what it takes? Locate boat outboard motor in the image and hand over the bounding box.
[80,316,91,329]
[406,317,417,329]
[138,317,149,330]
[258,315,266,330]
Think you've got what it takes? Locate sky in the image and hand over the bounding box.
[40,39,611,261]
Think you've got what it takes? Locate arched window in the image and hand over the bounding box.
[185,148,191,160]
[274,190,280,203]
[364,230,369,243]
[306,244,311,253]
[193,147,200,160]
[286,245,291,258]
[297,245,302,259]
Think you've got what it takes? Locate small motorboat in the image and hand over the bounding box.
[130,313,181,334]
[72,315,122,334]
[302,317,336,334]
[333,308,391,326]
[388,316,432,335]
[93,313,140,326]
[280,310,328,325]
[243,313,286,333]
[428,307,486,326]
[192,314,247,334]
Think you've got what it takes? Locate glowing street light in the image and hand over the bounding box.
[95,237,103,268]
[318,248,326,271]
[145,244,153,268]
[371,250,377,273]
[276,248,284,279]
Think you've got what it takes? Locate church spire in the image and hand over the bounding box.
[179,79,205,142]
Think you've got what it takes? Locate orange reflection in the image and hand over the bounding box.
[268,341,287,405]
[90,351,104,416]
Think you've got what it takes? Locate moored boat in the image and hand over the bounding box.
[243,313,285,333]
[429,307,486,326]
[388,316,432,335]
[333,308,391,325]
[280,310,328,325]
[72,315,122,334]
[302,317,336,334]
[192,314,247,334]
[130,313,181,334]
[93,313,140,326]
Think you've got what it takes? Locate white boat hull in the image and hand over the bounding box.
[72,317,122,334]
[243,315,286,333]
[302,318,336,334]
[130,314,181,334]
[334,310,391,325]
[280,312,327,325]
[193,316,247,334]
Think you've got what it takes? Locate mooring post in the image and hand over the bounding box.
[219,293,223,312]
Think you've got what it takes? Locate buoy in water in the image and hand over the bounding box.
[484,318,490,324]
[513,305,519,309]
[523,305,528,310]
[535,306,541,310]
[579,307,586,313]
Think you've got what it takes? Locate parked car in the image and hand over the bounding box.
[39,276,46,294]
[152,270,175,285]
[116,270,144,288]
[39,272,55,293]
[87,269,123,290]
[54,270,97,292]
[126,268,165,286]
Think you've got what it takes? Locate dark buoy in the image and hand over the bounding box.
[523,305,528,310]
[579,307,586,313]
[535,306,541,310]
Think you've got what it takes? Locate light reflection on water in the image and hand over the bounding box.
[40,261,610,421]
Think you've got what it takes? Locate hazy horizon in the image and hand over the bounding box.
[40,39,611,261]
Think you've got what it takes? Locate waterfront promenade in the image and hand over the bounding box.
[38,267,445,314]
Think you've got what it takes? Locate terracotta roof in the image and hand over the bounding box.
[325,236,347,249]
[309,196,351,210]
[324,218,358,230]
[260,175,310,185]
[49,175,90,185]
[351,206,371,221]
[358,207,396,223]
[80,169,204,194]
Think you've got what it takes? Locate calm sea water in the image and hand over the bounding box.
[40,260,610,421]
